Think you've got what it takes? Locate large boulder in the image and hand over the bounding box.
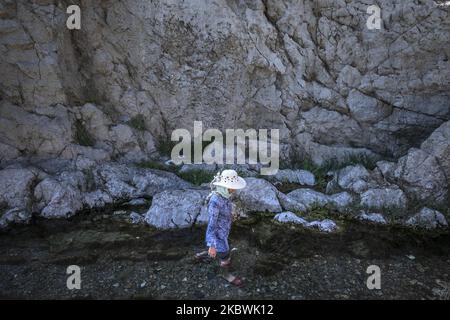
[0,167,40,209]
[274,211,338,233]
[94,163,192,200]
[236,178,282,213]
[373,121,450,206]
[277,191,307,213]
[420,120,450,182]
[144,189,209,229]
[4,161,195,225]
[270,169,315,186]
[93,164,137,200]
[405,208,448,230]
[287,189,329,207]
[0,208,32,229]
[360,187,408,210]
[0,167,41,228]
[327,164,372,194]
[329,192,354,211]
[83,190,113,209]
[274,211,308,225]
[287,188,354,211]
[34,173,84,219]
[392,149,447,204]
[357,212,387,225]
[306,220,338,233]
[376,160,397,181]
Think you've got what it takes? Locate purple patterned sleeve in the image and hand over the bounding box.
[205,197,220,248]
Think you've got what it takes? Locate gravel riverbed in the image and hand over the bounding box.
[1,211,449,300]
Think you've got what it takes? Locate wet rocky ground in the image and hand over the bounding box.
[0,209,450,300]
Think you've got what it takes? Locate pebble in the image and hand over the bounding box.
[113,283,119,288]
[140,281,147,288]
[416,263,426,273]
[406,255,416,260]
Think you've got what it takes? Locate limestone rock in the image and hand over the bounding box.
[357,212,387,225]
[236,178,282,213]
[274,211,338,233]
[129,212,146,225]
[376,161,396,181]
[274,211,308,225]
[94,164,191,201]
[329,192,354,211]
[0,208,32,229]
[287,188,353,211]
[0,167,39,209]
[360,187,408,210]
[0,142,20,164]
[393,149,447,204]
[287,189,330,208]
[179,163,218,174]
[306,220,338,233]
[347,90,392,123]
[328,165,371,194]
[83,191,113,209]
[0,0,449,229]
[144,189,209,229]
[277,192,307,213]
[271,169,316,186]
[0,0,448,166]
[420,120,450,182]
[34,177,83,219]
[405,208,448,230]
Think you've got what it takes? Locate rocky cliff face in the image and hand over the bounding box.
[0,1,449,230]
[1,0,449,165]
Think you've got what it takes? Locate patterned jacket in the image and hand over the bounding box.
[205,193,233,253]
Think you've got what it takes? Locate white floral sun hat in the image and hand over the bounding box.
[212,169,247,190]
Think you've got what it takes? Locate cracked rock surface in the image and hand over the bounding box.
[0,0,449,165]
[0,1,449,231]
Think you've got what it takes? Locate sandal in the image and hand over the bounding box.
[194,250,212,263]
[222,273,244,288]
[220,258,231,268]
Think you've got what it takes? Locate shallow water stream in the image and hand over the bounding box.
[1,211,449,299]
